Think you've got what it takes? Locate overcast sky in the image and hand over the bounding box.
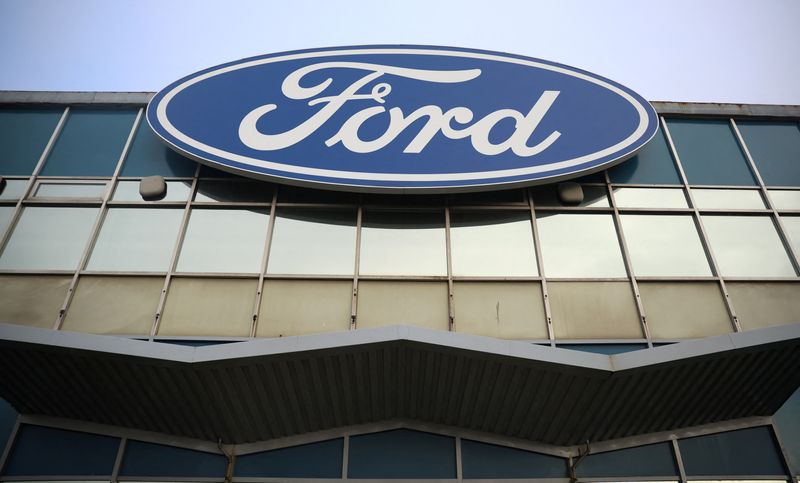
[1,0,798,105]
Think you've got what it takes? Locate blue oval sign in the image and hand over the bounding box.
[147,45,658,192]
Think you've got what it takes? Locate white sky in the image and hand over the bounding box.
[1,0,798,105]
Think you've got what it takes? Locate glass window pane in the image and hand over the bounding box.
[41,110,137,176]
[692,189,766,209]
[558,343,648,354]
[0,399,16,454]
[347,429,456,479]
[87,208,183,272]
[0,275,71,328]
[667,119,757,186]
[536,214,626,277]
[531,185,609,207]
[0,206,14,236]
[0,207,98,270]
[769,190,800,210]
[112,180,192,202]
[120,440,226,477]
[728,282,800,330]
[121,121,197,177]
[453,282,547,339]
[267,209,356,275]
[738,121,800,186]
[63,276,163,335]
[159,278,256,336]
[0,179,29,200]
[775,388,800,474]
[194,180,272,202]
[576,442,678,477]
[357,281,448,330]
[0,109,62,175]
[461,439,567,478]
[678,426,786,476]
[450,211,538,276]
[639,282,732,338]
[177,209,268,273]
[783,216,800,255]
[702,216,795,277]
[359,211,446,276]
[613,187,688,208]
[621,215,711,276]
[549,282,642,338]
[3,425,119,476]
[257,280,352,337]
[235,439,343,478]
[34,182,106,199]
[609,128,682,184]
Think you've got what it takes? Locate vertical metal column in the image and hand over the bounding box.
[110,437,127,482]
[444,206,456,332]
[527,189,555,345]
[671,438,688,483]
[350,204,363,330]
[250,189,279,338]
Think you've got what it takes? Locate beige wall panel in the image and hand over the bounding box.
[453,282,547,339]
[639,282,733,339]
[549,282,642,339]
[0,275,70,328]
[257,280,352,338]
[159,278,256,337]
[728,282,800,330]
[63,276,163,335]
[357,281,449,331]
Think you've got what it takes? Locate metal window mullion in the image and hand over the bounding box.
[671,438,688,483]
[730,118,800,275]
[0,107,69,255]
[350,203,363,330]
[150,164,202,339]
[605,171,652,345]
[455,435,463,482]
[111,437,127,482]
[250,189,279,338]
[445,206,455,331]
[660,116,742,332]
[527,189,554,345]
[341,433,349,479]
[54,107,144,330]
[0,416,20,475]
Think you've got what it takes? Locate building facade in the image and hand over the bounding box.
[0,92,798,482]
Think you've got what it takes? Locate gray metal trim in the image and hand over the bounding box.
[651,101,800,118]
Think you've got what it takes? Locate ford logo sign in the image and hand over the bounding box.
[147,45,658,193]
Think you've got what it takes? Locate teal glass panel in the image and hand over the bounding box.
[40,109,137,176]
[775,388,800,473]
[120,440,226,477]
[0,398,16,453]
[738,121,800,186]
[609,128,682,184]
[235,438,343,478]
[0,109,61,175]
[667,119,756,186]
[679,426,786,476]
[2,424,119,476]
[576,442,678,477]
[121,121,196,177]
[348,429,456,479]
[461,440,568,478]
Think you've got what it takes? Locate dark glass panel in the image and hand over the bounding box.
[235,438,343,478]
[347,429,456,479]
[121,121,196,177]
[738,121,800,187]
[576,442,678,477]
[679,426,786,476]
[461,439,568,478]
[558,344,648,354]
[0,109,62,176]
[609,128,682,184]
[120,440,226,477]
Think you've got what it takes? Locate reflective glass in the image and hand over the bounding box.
[461,440,567,478]
[576,442,678,477]
[738,121,800,186]
[159,278,256,336]
[608,128,682,184]
[667,119,757,186]
[769,190,800,210]
[679,426,786,476]
[235,439,343,478]
[728,282,800,331]
[347,429,456,479]
[34,182,106,199]
[120,440,226,477]
[177,208,268,273]
[121,121,197,177]
[621,215,711,276]
[783,216,800,255]
[640,282,732,338]
[453,282,547,339]
[3,425,119,476]
[0,207,98,270]
[0,275,71,328]
[450,211,538,276]
[775,388,800,473]
[258,280,352,337]
[702,216,795,277]
[359,211,446,276]
[87,208,183,272]
[0,109,62,175]
[613,187,688,208]
[549,282,642,338]
[559,344,648,354]
[195,180,272,202]
[357,281,449,330]
[113,180,192,202]
[692,189,766,209]
[0,206,13,236]
[531,185,609,207]
[40,110,137,176]
[0,179,29,200]
[267,209,356,275]
[536,214,626,277]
